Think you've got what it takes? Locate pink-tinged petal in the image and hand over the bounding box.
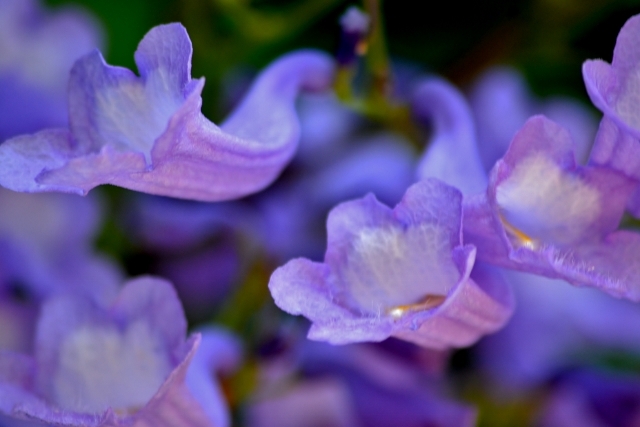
[121,335,215,427]
[414,78,487,195]
[0,23,335,201]
[269,179,514,348]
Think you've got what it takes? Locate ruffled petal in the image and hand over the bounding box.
[0,24,335,201]
[269,179,514,348]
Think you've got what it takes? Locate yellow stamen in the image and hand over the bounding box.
[387,294,447,319]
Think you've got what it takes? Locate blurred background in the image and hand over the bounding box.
[26,1,640,426]
[42,0,640,116]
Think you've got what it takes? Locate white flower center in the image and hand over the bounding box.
[52,320,171,414]
[341,224,459,315]
[616,67,640,130]
[496,154,600,246]
[95,68,183,162]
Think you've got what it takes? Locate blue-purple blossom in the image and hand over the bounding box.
[0,0,101,142]
[0,277,226,427]
[463,115,640,300]
[0,189,121,353]
[583,14,640,143]
[413,77,487,195]
[269,178,514,348]
[478,270,640,389]
[536,369,640,427]
[249,339,475,427]
[0,23,335,201]
[583,14,640,217]
[470,67,597,170]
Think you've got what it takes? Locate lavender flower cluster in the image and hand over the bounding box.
[2,0,640,425]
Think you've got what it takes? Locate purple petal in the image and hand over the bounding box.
[186,328,242,427]
[414,77,487,195]
[269,179,514,348]
[0,24,335,201]
[466,115,640,300]
[471,67,597,169]
[582,14,640,139]
[0,0,102,141]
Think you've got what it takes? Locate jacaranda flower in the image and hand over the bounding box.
[582,13,640,216]
[0,23,335,201]
[0,277,227,427]
[464,116,640,300]
[478,270,640,389]
[269,178,514,349]
[471,66,596,170]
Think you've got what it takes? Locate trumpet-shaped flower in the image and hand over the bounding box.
[464,115,640,300]
[583,14,640,143]
[269,179,514,349]
[0,23,335,201]
[0,277,229,427]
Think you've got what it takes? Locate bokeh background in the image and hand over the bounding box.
[32,1,640,425]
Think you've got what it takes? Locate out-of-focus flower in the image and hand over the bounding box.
[0,0,101,142]
[248,339,475,427]
[582,14,640,217]
[536,369,640,427]
[413,77,487,195]
[471,67,597,170]
[583,13,640,144]
[0,277,228,427]
[336,6,370,67]
[0,23,335,202]
[186,327,242,427]
[478,270,640,389]
[124,195,245,320]
[464,116,640,300]
[0,189,121,353]
[269,178,513,348]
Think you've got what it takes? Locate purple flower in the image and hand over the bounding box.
[478,270,640,390]
[249,340,476,427]
[186,327,242,427]
[582,14,640,216]
[269,178,514,349]
[0,277,227,426]
[0,189,121,353]
[0,0,102,141]
[583,14,640,142]
[0,23,335,201]
[537,369,640,427]
[413,77,487,195]
[464,115,640,300]
[471,66,597,170]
